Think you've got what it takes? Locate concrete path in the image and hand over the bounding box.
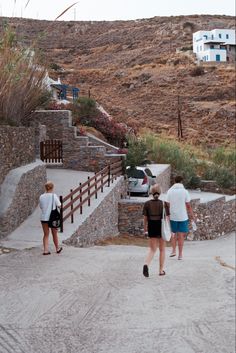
[0,169,121,250]
[0,232,235,353]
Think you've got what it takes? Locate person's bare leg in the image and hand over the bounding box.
[42,223,50,254]
[158,238,166,273]
[145,238,158,266]
[177,232,185,259]
[51,228,60,252]
[170,233,177,256]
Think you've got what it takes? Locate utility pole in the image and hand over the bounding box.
[177,95,183,140]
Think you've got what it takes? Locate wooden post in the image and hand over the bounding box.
[95,174,98,199]
[101,173,103,192]
[177,95,183,140]
[88,176,91,206]
[79,183,83,214]
[108,165,111,187]
[70,189,74,223]
[60,196,63,232]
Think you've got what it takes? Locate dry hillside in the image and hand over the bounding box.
[1,15,235,146]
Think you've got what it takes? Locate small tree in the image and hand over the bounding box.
[126,135,150,168]
[0,27,49,126]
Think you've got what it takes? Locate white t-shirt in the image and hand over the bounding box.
[39,193,61,221]
[166,183,191,221]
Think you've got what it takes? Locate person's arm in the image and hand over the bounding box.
[185,190,194,221]
[55,194,61,208]
[143,215,148,236]
[39,195,43,210]
[164,201,170,217]
[186,202,194,221]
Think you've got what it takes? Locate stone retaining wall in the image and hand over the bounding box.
[0,126,35,185]
[0,161,46,238]
[155,166,171,193]
[190,197,235,240]
[32,110,124,172]
[64,177,127,247]
[118,196,235,240]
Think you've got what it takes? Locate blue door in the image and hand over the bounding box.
[216,54,221,61]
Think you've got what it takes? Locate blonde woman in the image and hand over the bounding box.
[142,184,167,277]
[39,181,62,255]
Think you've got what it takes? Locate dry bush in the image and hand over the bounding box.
[190,66,205,77]
[0,28,48,126]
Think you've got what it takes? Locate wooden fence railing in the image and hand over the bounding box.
[59,159,124,232]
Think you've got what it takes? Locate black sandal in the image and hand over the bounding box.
[159,270,166,276]
[43,252,51,255]
[56,247,63,254]
[143,265,149,278]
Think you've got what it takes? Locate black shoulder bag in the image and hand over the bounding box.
[48,194,61,229]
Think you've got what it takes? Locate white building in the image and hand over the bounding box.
[193,29,236,62]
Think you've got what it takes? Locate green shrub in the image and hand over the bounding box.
[72,97,97,121]
[126,136,150,168]
[202,164,218,180]
[215,168,235,189]
[211,147,236,171]
[202,163,235,189]
[142,132,200,188]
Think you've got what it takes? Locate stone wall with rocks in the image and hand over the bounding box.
[0,161,46,238]
[118,196,235,240]
[155,165,171,193]
[32,110,124,172]
[64,177,127,247]
[0,126,35,185]
[190,196,235,240]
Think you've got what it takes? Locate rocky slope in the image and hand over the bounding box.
[1,15,235,146]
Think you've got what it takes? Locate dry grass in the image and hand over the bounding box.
[0,28,48,126]
[215,256,235,271]
[95,234,172,247]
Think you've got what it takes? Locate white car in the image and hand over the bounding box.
[126,166,156,196]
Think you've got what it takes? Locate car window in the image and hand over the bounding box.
[144,168,153,177]
[127,168,145,178]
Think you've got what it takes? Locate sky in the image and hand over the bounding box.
[0,0,235,21]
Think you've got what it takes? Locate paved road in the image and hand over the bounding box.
[0,232,235,353]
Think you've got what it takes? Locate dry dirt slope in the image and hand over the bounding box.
[1,14,235,146]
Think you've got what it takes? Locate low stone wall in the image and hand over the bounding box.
[190,197,235,240]
[200,180,235,196]
[118,196,235,240]
[0,126,35,185]
[0,161,46,238]
[64,177,127,247]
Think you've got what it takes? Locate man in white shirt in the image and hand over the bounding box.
[166,175,195,260]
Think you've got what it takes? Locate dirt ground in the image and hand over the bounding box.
[95,234,172,247]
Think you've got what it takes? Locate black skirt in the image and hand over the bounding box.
[148,220,162,238]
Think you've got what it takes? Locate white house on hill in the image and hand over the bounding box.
[193,29,236,62]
